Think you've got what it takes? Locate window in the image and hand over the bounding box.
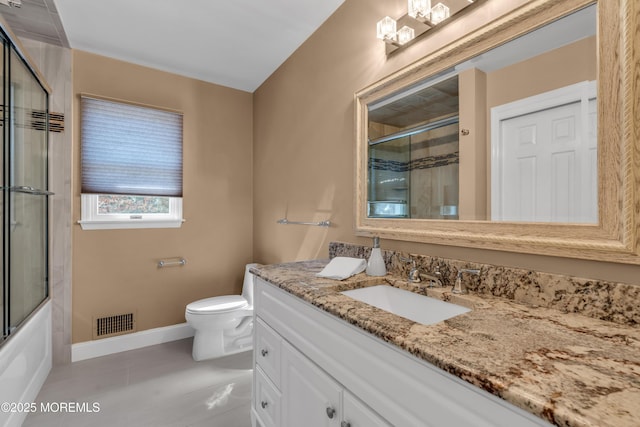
[79,95,184,230]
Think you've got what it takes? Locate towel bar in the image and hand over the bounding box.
[277,218,331,227]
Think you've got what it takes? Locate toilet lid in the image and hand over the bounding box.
[186,295,249,314]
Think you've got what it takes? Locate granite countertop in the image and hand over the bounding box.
[252,260,640,427]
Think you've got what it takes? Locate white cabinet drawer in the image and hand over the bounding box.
[254,366,281,427]
[256,317,282,387]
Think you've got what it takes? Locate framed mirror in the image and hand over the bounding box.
[355,0,640,264]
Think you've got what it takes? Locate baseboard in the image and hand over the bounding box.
[71,322,194,362]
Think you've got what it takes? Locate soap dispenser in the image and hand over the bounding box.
[366,237,387,276]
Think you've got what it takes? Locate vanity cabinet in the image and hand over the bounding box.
[254,316,388,427]
[252,277,551,427]
[281,339,390,427]
[281,339,343,426]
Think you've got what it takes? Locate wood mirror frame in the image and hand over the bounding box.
[355,0,640,264]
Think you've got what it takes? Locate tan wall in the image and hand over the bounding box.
[459,68,487,220]
[72,51,253,343]
[253,0,640,284]
[486,36,597,110]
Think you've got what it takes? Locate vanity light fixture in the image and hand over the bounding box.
[377,0,482,55]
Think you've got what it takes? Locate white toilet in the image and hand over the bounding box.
[185,263,258,361]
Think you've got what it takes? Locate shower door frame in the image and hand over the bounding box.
[0,26,51,348]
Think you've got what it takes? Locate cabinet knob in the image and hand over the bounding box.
[326,407,336,419]
[261,348,269,357]
[341,422,351,427]
[261,401,268,409]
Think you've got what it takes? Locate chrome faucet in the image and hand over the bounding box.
[419,265,443,288]
[399,256,443,288]
[399,256,419,282]
[452,268,480,294]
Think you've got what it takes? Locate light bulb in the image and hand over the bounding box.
[376,16,397,41]
[397,26,415,45]
[430,3,450,25]
[408,0,431,20]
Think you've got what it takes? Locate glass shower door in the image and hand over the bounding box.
[368,120,459,220]
[368,136,410,218]
[5,44,49,335]
[0,34,3,339]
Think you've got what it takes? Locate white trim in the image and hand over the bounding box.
[491,80,596,123]
[78,218,185,230]
[79,194,184,230]
[71,322,194,362]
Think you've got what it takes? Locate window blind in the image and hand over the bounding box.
[81,96,183,197]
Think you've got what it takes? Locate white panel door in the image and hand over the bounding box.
[281,341,342,427]
[491,81,597,223]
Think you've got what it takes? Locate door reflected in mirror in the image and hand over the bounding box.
[366,4,597,223]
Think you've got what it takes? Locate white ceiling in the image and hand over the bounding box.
[52,0,345,93]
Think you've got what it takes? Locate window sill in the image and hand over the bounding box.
[78,219,185,230]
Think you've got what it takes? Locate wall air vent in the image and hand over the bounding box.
[93,312,136,339]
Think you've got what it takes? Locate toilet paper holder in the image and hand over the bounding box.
[158,258,187,268]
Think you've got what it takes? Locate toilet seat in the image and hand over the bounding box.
[186,295,249,315]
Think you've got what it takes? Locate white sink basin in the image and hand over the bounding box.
[341,284,470,325]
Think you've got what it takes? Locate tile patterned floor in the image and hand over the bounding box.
[23,338,253,427]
